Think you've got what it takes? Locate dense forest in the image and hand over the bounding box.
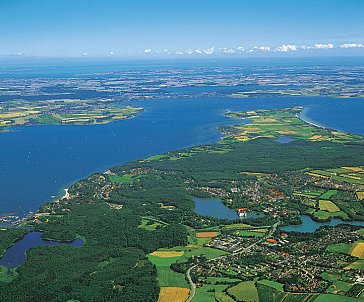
[0,228,26,257]
[0,204,188,301]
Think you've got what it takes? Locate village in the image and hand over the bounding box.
[190,223,364,294]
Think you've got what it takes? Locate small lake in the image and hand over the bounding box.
[0,231,83,269]
[193,197,261,220]
[274,135,296,144]
[281,215,364,233]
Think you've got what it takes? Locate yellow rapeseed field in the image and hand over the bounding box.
[319,200,340,213]
[356,192,364,201]
[196,232,218,238]
[351,243,364,259]
[342,167,364,172]
[158,287,190,302]
[150,251,184,258]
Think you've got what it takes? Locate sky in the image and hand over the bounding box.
[0,0,363,58]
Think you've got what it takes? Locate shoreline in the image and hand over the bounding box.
[3,105,356,228]
[296,107,328,130]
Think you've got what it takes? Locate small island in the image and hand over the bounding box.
[0,99,143,131]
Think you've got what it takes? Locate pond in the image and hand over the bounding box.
[0,231,84,269]
[281,215,364,233]
[193,197,261,220]
[274,135,296,144]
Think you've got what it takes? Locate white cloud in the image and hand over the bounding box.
[340,43,364,48]
[142,41,364,57]
[313,43,334,49]
[220,46,245,54]
[109,51,114,56]
[300,45,312,50]
[258,46,271,51]
[275,44,298,52]
[248,46,271,53]
[221,48,236,54]
[203,47,215,55]
[82,52,88,56]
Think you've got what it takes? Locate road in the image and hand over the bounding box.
[185,222,279,302]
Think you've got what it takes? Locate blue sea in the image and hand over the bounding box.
[0,59,364,216]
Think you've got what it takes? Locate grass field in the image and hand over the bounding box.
[319,200,340,212]
[138,218,163,231]
[147,254,189,288]
[149,232,228,289]
[314,294,363,302]
[313,210,348,221]
[227,281,259,302]
[223,223,252,229]
[307,167,364,185]
[320,190,338,199]
[215,293,235,302]
[108,173,142,184]
[351,242,364,259]
[234,230,265,237]
[192,284,231,302]
[158,287,189,302]
[326,243,353,255]
[327,241,364,259]
[256,283,318,302]
[183,246,228,260]
[257,279,284,291]
[294,189,325,199]
[147,254,183,267]
[344,260,364,270]
[321,273,353,293]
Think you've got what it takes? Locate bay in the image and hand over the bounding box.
[1,96,364,216]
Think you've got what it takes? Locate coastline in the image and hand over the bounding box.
[3,104,358,229]
[297,107,328,130]
[297,107,355,136]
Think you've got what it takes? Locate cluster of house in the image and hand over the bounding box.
[209,235,257,253]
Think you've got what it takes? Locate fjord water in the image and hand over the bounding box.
[1,58,364,217]
[1,95,364,217]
